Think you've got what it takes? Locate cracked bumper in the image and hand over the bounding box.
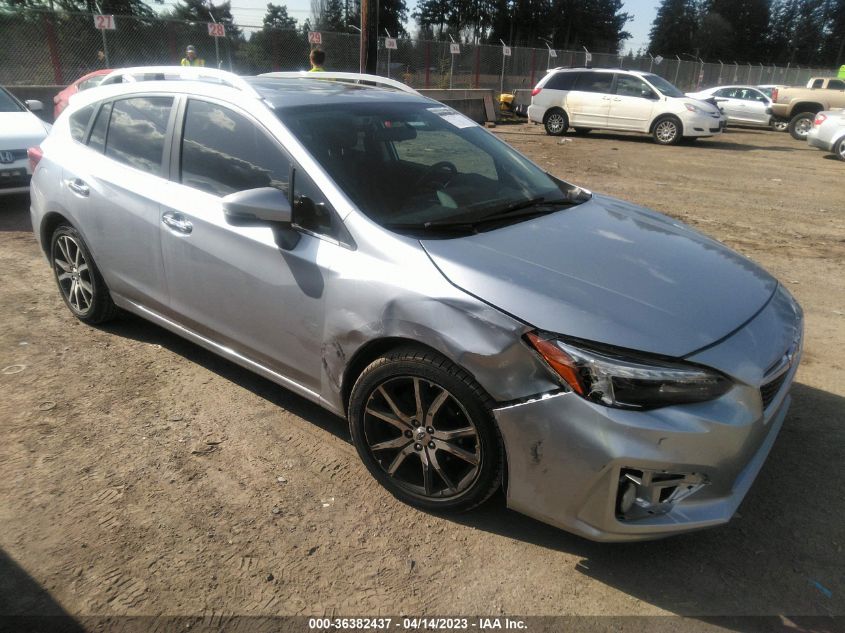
[494,385,792,541]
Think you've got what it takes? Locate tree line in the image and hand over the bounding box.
[649,0,845,67]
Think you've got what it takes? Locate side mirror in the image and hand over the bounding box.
[223,187,292,226]
[25,99,44,112]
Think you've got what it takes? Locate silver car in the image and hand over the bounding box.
[30,68,803,542]
[807,109,845,160]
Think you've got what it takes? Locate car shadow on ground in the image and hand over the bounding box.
[98,313,352,445]
[101,310,843,622]
[0,549,85,632]
[0,194,32,232]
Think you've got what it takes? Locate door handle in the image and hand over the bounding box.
[612,97,622,101]
[66,178,89,197]
[602,96,611,100]
[162,211,193,234]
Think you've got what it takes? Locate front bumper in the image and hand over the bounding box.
[682,111,725,137]
[495,287,802,542]
[0,158,31,195]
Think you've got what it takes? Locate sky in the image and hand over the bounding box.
[156,0,659,52]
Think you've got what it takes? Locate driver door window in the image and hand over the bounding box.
[180,99,290,197]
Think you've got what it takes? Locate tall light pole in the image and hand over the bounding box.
[538,37,554,70]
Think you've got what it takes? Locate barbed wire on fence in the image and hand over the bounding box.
[0,8,838,92]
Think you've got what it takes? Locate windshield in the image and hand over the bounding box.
[643,74,685,98]
[276,101,585,233]
[0,88,25,113]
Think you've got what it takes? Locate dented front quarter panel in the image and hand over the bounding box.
[317,211,559,415]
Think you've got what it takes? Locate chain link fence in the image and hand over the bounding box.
[1,9,837,92]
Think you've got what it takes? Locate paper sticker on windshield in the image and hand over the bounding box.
[427,106,477,129]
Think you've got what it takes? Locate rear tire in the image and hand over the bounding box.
[788,112,815,140]
[771,117,789,132]
[543,109,568,136]
[348,346,503,513]
[652,116,682,145]
[50,224,117,325]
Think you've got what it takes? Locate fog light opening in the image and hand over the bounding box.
[616,468,708,521]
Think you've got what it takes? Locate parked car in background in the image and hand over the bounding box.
[529,68,725,145]
[29,68,802,541]
[686,85,774,129]
[54,69,111,120]
[757,85,789,130]
[770,82,845,140]
[807,109,845,161]
[0,86,50,195]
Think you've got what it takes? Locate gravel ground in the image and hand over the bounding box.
[1,125,843,625]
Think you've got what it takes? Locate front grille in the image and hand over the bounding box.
[0,149,28,161]
[760,372,788,409]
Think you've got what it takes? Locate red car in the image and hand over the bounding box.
[53,69,111,120]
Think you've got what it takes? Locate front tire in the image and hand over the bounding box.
[543,109,568,136]
[788,112,815,140]
[50,224,117,324]
[835,137,845,162]
[348,347,503,513]
[652,116,682,145]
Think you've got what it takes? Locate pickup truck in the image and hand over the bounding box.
[769,79,845,140]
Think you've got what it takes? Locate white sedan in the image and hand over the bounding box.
[686,85,773,128]
[0,87,51,195]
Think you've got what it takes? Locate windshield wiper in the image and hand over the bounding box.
[424,196,573,228]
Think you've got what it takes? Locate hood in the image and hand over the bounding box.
[421,195,777,358]
[0,112,49,150]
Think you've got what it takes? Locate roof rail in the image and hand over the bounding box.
[99,66,262,98]
[258,71,421,96]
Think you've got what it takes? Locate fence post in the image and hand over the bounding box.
[42,13,63,85]
[271,29,281,71]
[530,47,536,86]
[424,40,431,89]
[474,45,480,89]
[167,21,179,64]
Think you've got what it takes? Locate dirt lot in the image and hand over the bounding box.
[1,125,844,625]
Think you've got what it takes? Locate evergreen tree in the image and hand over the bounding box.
[703,0,770,61]
[263,2,298,29]
[648,0,699,56]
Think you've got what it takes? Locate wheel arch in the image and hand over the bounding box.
[40,211,74,258]
[649,113,684,135]
[790,102,824,117]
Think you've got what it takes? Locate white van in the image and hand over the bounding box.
[528,68,726,145]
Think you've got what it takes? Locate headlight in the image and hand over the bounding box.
[526,333,731,409]
[684,103,708,115]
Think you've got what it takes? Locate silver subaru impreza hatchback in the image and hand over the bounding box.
[30,68,802,541]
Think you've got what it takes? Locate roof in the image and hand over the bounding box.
[549,67,651,76]
[245,77,429,109]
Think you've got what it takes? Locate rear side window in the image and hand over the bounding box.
[545,72,579,91]
[574,72,614,94]
[69,104,95,143]
[105,96,173,175]
[180,99,290,197]
[811,79,824,89]
[88,101,112,153]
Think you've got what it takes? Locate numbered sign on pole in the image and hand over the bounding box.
[93,14,116,30]
[385,38,397,50]
[450,42,460,55]
[548,49,557,58]
[208,22,225,37]
[502,46,512,57]
[308,31,322,45]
